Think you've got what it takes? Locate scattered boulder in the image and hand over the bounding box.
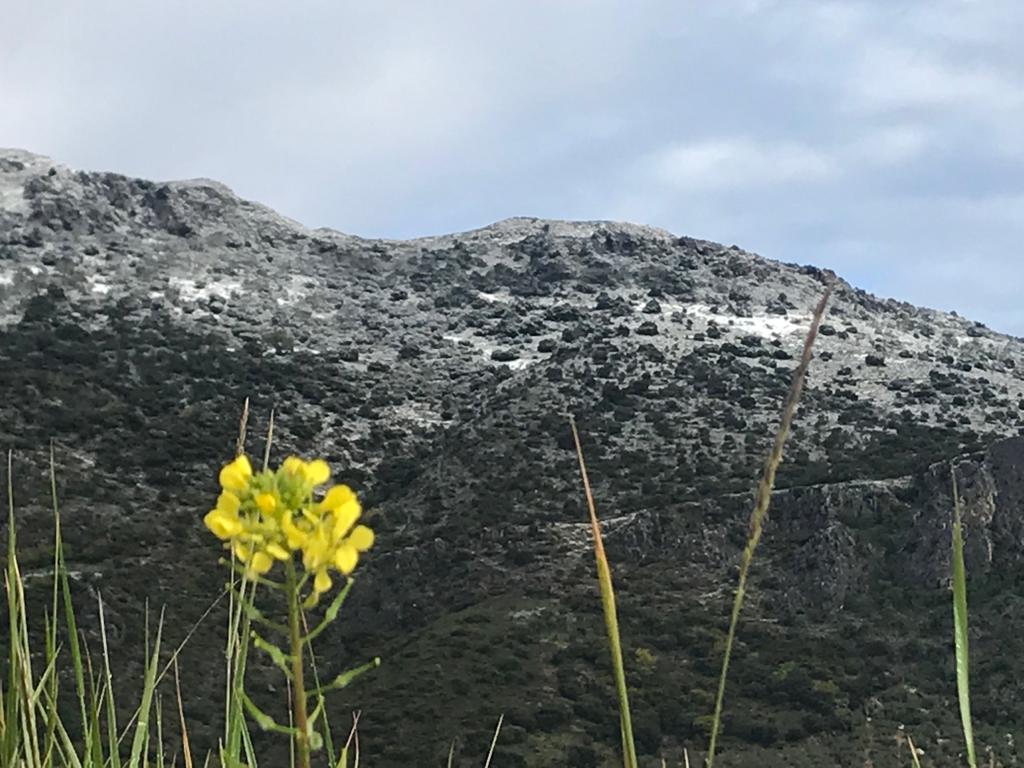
[491,348,519,363]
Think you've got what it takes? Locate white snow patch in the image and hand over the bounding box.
[27,265,41,276]
[477,290,512,303]
[169,276,242,303]
[442,332,534,368]
[0,270,13,287]
[273,275,311,307]
[383,402,443,428]
[89,276,112,296]
[685,302,807,339]
[0,176,29,214]
[443,333,473,345]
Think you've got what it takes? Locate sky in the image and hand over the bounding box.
[3,1,1024,333]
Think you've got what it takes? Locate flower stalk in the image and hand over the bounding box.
[286,560,311,768]
[203,450,376,762]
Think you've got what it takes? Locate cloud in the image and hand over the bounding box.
[845,43,1024,114]
[644,139,837,190]
[848,125,932,166]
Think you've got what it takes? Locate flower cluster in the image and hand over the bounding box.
[204,454,374,602]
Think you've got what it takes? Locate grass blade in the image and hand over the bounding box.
[482,713,503,768]
[4,450,21,767]
[128,607,165,767]
[706,284,832,768]
[174,658,194,768]
[99,592,123,768]
[950,467,977,768]
[906,733,923,768]
[50,443,91,746]
[570,417,638,768]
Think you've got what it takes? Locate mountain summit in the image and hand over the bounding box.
[2,150,1023,767]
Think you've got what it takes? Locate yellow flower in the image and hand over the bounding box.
[313,568,332,595]
[217,491,241,514]
[204,507,242,540]
[282,456,306,477]
[305,459,331,485]
[234,541,253,563]
[248,551,274,577]
[281,510,308,549]
[333,543,358,575]
[266,543,290,561]
[320,484,357,513]
[333,525,374,575]
[302,527,331,572]
[348,524,374,551]
[255,492,278,514]
[219,455,253,492]
[207,453,373,594]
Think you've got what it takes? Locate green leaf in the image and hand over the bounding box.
[951,467,977,768]
[250,631,293,678]
[239,691,297,736]
[317,658,380,694]
[303,579,354,645]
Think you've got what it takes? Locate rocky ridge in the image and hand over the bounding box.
[2,149,1024,766]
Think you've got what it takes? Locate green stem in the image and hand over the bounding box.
[286,561,311,768]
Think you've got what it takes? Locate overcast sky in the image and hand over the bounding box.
[3,1,1024,333]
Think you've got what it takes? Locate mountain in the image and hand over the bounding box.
[3,148,1024,767]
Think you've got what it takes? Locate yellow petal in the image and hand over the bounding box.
[254,492,277,514]
[204,509,242,540]
[348,525,375,552]
[319,485,357,513]
[301,507,320,524]
[305,459,331,485]
[333,543,359,575]
[332,505,361,540]
[248,551,273,576]
[313,568,332,595]
[216,491,241,514]
[234,454,253,477]
[282,511,307,550]
[282,456,306,476]
[303,532,330,570]
[285,530,307,550]
[219,456,252,492]
[266,543,289,561]
[233,541,252,563]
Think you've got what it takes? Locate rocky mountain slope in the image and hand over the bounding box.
[3,149,1024,766]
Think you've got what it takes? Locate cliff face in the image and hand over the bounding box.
[3,149,1024,767]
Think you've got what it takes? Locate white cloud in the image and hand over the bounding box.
[645,138,837,191]
[846,43,1024,114]
[848,124,932,166]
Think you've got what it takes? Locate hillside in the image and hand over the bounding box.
[2,149,1024,766]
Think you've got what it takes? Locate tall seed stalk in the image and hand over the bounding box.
[706,284,832,767]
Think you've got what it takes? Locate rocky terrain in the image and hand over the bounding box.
[3,148,1024,766]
